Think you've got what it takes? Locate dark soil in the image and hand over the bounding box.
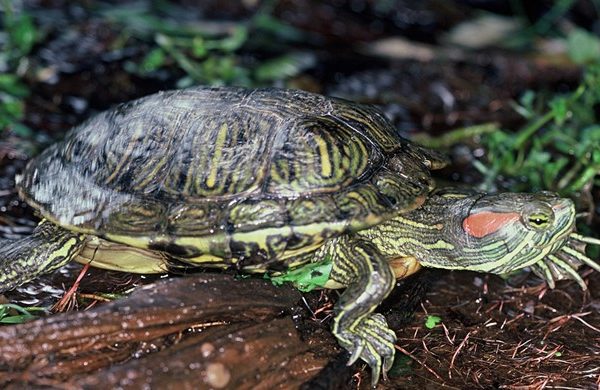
[385,271,600,389]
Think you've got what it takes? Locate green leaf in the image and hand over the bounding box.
[513,90,536,118]
[268,258,333,292]
[543,157,568,188]
[217,27,248,52]
[424,315,442,329]
[581,125,600,142]
[0,97,25,129]
[139,47,166,73]
[524,149,551,166]
[254,52,316,82]
[567,28,600,64]
[549,97,568,125]
[592,148,600,164]
[0,99,24,119]
[0,74,29,97]
[191,36,207,57]
[0,304,46,324]
[10,14,37,55]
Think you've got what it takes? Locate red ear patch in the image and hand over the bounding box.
[462,211,520,238]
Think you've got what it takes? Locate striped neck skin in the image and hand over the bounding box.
[358,191,576,275]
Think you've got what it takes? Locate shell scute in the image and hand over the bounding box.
[266,116,375,196]
[228,198,287,232]
[288,197,341,226]
[17,87,445,262]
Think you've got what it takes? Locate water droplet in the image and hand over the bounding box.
[205,363,230,388]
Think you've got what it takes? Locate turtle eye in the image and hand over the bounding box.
[522,204,554,230]
[528,213,550,228]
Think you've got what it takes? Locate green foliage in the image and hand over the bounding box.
[0,0,36,133]
[267,257,333,292]
[255,52,316,83]
[417,65,600,197]
[567,28,600,65]
[0,73,28,130]
[424,315,442,329]
[474,65,600,195]
[1,0,37,63]
[105,2,310,87]
[0,303,46,324]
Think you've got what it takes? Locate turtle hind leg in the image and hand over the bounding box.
[329,237,397,386]
[0,220,86,292]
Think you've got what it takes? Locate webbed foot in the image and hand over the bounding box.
[335,312,396,386]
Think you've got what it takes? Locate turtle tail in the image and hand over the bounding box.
[0,220,86,292]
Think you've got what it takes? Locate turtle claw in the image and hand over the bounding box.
[347,339,365,366]
[335,313,397,386]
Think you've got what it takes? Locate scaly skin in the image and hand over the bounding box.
[358,191,577,275]
[0,221,86,291]
[311,190,600,385]
[328,238,397,386]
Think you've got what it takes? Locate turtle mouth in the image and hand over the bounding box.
[529,199,600,290]
[531,232,600,289]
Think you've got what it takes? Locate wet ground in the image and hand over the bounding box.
[1,1,599,389]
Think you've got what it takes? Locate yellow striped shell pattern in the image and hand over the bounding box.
[17,87,446,270]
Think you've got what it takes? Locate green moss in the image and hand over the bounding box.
[267,257,333,292]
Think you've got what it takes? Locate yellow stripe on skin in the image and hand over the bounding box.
[462,239,507,253]
[383,237,454,251]
[535,260,555,287]
[547,254,586,289]
[421,231,535,272]
[49,237,82,265]
[393,216,443,231]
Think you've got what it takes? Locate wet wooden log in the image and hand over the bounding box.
[72,318,329,389]
[0,274,338,388]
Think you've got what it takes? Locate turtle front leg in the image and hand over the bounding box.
[0,220,86,292]
[329,237,396,386]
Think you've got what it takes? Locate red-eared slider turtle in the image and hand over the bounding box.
[2,87,600,385]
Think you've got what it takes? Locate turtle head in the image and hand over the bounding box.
[458,192,575,272]
[395,191,600,289]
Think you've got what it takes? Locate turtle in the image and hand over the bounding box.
[1,86,600,385]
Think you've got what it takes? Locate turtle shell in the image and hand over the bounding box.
[17,87,446,267]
